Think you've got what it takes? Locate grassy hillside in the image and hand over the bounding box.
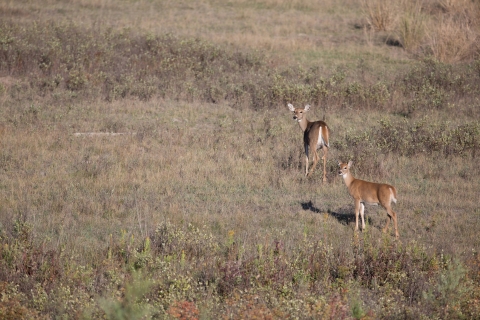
[0,0,479,319]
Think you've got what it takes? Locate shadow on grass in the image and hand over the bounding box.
[301,201,373,226]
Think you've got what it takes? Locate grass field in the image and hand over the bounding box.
[1,0,480,319]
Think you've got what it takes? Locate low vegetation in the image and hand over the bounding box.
[0,0,479,319]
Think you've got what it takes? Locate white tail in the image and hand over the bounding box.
[338,161,399,238]
[288,103,330,182]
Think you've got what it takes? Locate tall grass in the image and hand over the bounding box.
[362,0,480,61]
[361,0,397,31]
[426,15,479,63]
[396,0,426,52]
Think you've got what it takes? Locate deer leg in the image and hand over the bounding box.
[307,148,319,177]
[393,210,399,238]
[385,207,399,238]
[360,202,366,231]
[354,200,361,232]
[304,145,309,177]
[382,208,391,234]
[322,146,328,182]
[305,155,309,177]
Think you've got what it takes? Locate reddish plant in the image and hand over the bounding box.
[167,300,200,320]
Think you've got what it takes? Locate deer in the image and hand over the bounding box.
[338,161,399,238]
[287,103,330,182]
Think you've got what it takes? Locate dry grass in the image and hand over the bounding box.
[1,95,479,317]
[1,0,480,318]
[395,0,426,52]
[425,8,480,62]
[361,0,397,31]
[1,96,478,245]
[361,0,480,61]
[0,0,398,69]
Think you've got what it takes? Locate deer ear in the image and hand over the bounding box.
[337,161,342,166]
[347,161,353,168]
[304,105,311,112]
[287,103,295,111]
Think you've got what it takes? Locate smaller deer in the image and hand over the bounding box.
[287,103,330,182]
[338,161,399,238]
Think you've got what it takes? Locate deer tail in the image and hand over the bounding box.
[390,187,397,204]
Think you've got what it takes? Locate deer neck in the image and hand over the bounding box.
[297,118,309,132]
[341,171,355,188]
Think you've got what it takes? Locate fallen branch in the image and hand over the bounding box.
[73,132,137,137]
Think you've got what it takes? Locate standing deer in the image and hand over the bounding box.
[338,161,399,238]
[287,103,330,182]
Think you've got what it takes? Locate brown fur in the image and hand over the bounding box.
[288,103,330,182]
[338,161,399,238]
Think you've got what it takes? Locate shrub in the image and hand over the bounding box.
[167,300,200,320]
[422,258,474,319]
